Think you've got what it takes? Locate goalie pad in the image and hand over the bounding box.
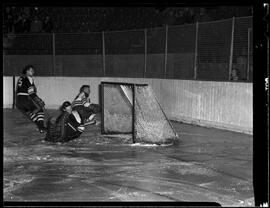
[45,113,69,142]
[45,111,84,143]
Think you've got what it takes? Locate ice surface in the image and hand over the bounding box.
[3,109,254,206]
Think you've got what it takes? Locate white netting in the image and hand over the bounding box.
[103,84,133,133]
[134,86,177,144]
[102,83,178,144]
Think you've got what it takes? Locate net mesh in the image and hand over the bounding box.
[134,86,177,144]
[102,83,178,144]
[103,84,133,133]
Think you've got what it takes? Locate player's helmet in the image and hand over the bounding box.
[79,85,90,93]
[79,85,90,97]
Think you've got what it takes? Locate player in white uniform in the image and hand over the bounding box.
[71,85,100,125]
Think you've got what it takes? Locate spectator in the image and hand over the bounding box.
[231,65,240,81]
[14,15,24,33]
[4,7,14,33]
[30,16,42,33]
[22,13,31,33]
[174,9,185,25]
[42,16,53,32]
[14,13,31,33]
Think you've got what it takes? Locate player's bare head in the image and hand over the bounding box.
[80,85,90,96]
[22,65,34,77]
[60,101,72,113]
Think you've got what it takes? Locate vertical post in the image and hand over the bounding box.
[12,76,15,109]
[52,33,56,76]
[100,83,105,134]
[164,25,168,78]
[194,21,199,80]
[132,84,136,144]
[102,31,106,77]
[144,29,147,78]
[229,17,235,80]
[247,28,251,81]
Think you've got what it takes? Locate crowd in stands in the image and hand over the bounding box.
[3,6,252,34]
[4,7,53,34]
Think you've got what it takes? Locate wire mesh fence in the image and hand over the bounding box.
[197,19,232,80]
[146,27,166,78]
[167,23,196,79]
[232,16,253,81]
[3,16,253,82]
[105,30,145,78]
[54,33,103,76]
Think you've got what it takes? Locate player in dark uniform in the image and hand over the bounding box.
[45,101,85,142]
[71,85,100,125]
[16,65,46,133]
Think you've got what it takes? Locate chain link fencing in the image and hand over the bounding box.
[3,16,253,82]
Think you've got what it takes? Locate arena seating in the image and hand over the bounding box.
[3,7,252,34]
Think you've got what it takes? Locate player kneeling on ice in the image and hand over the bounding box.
[45,101,92,142]
[16,65,46,133]
[45,101,85,142]
[71,85,100,125]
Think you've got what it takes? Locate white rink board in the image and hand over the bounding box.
[3,76,253,134]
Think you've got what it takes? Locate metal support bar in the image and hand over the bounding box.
[229,17,235,80]
[247,28,251,81]
[144,29,147,78]
[164,25,168,78]
[52,33,56,76]
[132,84,136,144]
[12,76,15,109]
[102,31,106,77]
[194,21,199,80]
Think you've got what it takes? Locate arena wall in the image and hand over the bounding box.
[3,76,253,134]
[3,76,14,109]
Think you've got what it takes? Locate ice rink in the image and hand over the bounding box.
[3,109,254,206]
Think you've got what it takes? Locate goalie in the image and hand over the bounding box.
[71,85,100,125]
[45,101,95,142]
[16,65,46,133]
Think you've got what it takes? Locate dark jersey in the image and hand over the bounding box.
[16,75,37,97]
[66,111,85,138]
[45,111,85,142]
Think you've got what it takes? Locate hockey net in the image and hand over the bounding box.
[101,82,178,144]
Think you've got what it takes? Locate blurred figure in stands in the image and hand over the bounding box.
[4,7,14,33]
[21,13,31,33]
[231,65,240,81]
[14,14,24,33]
[14,13,31,33]
[42,16,53,32]
[31,16,42,33]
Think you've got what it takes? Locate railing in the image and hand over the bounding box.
[3,16,253,82]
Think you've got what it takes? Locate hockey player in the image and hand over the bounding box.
[16,65,46,133]
[45,101,86,142]
[71,85,100,125]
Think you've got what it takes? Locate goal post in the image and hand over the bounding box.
[101,82,178,144]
